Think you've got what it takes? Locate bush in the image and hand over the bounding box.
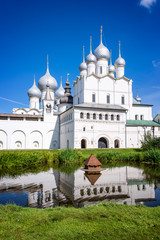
[58,149,83,164]
[143,149,160,163]
[141,132,160,150]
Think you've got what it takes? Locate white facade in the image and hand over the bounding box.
[0,28,160,150]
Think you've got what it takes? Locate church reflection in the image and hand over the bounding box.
[0,166,158,208]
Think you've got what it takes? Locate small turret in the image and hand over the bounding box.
[38,55,57,101]
[135,89,141,104]
[27,75,41,109]
[94,26,110,76]
[86,36,97,75]
[79,46,87,77]
[115,41,126,78]
[58,74,73,113]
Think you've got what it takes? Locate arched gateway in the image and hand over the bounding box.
[98,137,108,148]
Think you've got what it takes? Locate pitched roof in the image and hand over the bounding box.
[126,120,160,126]
[74,103,126,111]
[85,172,102,185]
[84,154,102,166]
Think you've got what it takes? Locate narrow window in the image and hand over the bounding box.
[140,115,144,120]
[80,112,84,119]
[117,115,120,121]
[93,113,96,120]
[83,127,85,131]
[99,114,102,120]
[78,97,80,104]
[67,140,69,148]
[107,94,110,104]
[135,115,138,120]
[105,114,108,120]
[92,93,96,103]
[87,113,90,119]
[121,96,125,105]
[111,114,114,120]
[100,66,102,74]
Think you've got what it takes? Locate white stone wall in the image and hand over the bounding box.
[74,75,133,111]
[0,116,59,150]
[60,108,74,149]
[73,107,126,149]
[130,105,152,120]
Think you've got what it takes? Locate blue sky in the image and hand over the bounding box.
[0,0,160,116]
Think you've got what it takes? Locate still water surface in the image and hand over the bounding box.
[0,165,160,208]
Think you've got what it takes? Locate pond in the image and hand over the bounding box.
[0,164,160,208]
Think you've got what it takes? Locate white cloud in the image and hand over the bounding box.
[140,0,157,9]
[152,60,160,67]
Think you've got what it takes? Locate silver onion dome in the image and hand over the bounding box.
[55,80,65,99]
[27,78,41,98]
[38,59,57,91]
[109,64,115,73]
[115,41,126,67]
[94,43,110,60]
[86,36,97,64]
[86,53,97,63]
[115,57,126,66]
[79,61,87,71]
[79,46,87,72]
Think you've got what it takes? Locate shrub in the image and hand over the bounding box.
[58,149,83,164]
[143,149,160,163]
[141,132,160,150]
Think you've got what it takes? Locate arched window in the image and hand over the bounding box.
[99,114,102,120]
[78,97,80,104]
[87,113,90,119]
[105,114,108,120]
[33,141,39,149]
[92,93,96,103]
[107,94,110,104]
[81,139,86,148]
[114,139,120,148]
[111,114,114,120]
[80,112,84,119]
[121,96,125,105]
[117,115,120,121]
[15,141,22,149]
[140,115,144,120]
[135,115,138,120]
[93,113,96,120]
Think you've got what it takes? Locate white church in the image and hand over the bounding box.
[0,27,159,150]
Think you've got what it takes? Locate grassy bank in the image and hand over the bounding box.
[0,203,160,240]
[0,148,160,174]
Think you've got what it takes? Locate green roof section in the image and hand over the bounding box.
[126,120,160,126]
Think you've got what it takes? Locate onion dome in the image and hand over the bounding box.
[115,41,126,67]
[135,89,141,104]
[27,76,41,98]
[86,36,97,64]
[60,74,73,104]
[94,43,110,60]
[79,46,87,71]
[93,26,110,60]
[38,56,57,91]
[109,51,115,73]
[55,78,65,99]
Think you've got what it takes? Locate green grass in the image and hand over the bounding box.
[0,203,160,240]
[0,148,160,176]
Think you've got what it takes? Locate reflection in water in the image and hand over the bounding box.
[0,166,159,208]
